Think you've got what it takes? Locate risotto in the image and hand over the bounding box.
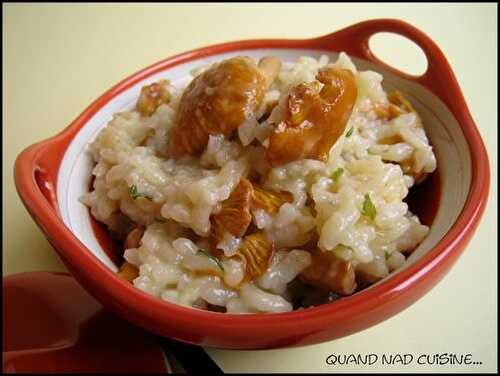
[81,52,437,313]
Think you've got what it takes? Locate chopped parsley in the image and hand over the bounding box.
[346,127,354,138]
[197,249,224,272]
[361,193,377,221]
[340,244,353,250]
[129,185,153,201]
[331,167,344,182]
[385,251,391,260]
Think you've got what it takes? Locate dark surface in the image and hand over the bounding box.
[159,337,224,375]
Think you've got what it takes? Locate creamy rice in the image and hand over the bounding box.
[81,53,437,313]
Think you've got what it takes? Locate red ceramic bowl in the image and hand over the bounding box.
[14,19,490,349]
[3,272,170,373]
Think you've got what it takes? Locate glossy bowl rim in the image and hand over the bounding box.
[14,19,490,345]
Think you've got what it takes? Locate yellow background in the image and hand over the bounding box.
[3,3,497,373]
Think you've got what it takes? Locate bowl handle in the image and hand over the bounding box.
[315,19,465,111]
[14,137,66,220]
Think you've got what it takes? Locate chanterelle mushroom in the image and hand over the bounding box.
[136,80,171,116]
[168,56,281,157]
[266,67,357,166]
[211,179,253,242]
[233,232,275,286]
[300,248,357,295]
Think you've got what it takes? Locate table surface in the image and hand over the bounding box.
[4,3,497,373]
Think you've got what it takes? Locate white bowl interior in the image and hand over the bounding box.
[56,48,471,284]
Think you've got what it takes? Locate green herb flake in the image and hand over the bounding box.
[385,251,391,260]
[340,244,353,251]
[197,249,225,272]
[331,167,344,182]
[346,127,354,138]
[129,184,153,201]
[361,193,377,221]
